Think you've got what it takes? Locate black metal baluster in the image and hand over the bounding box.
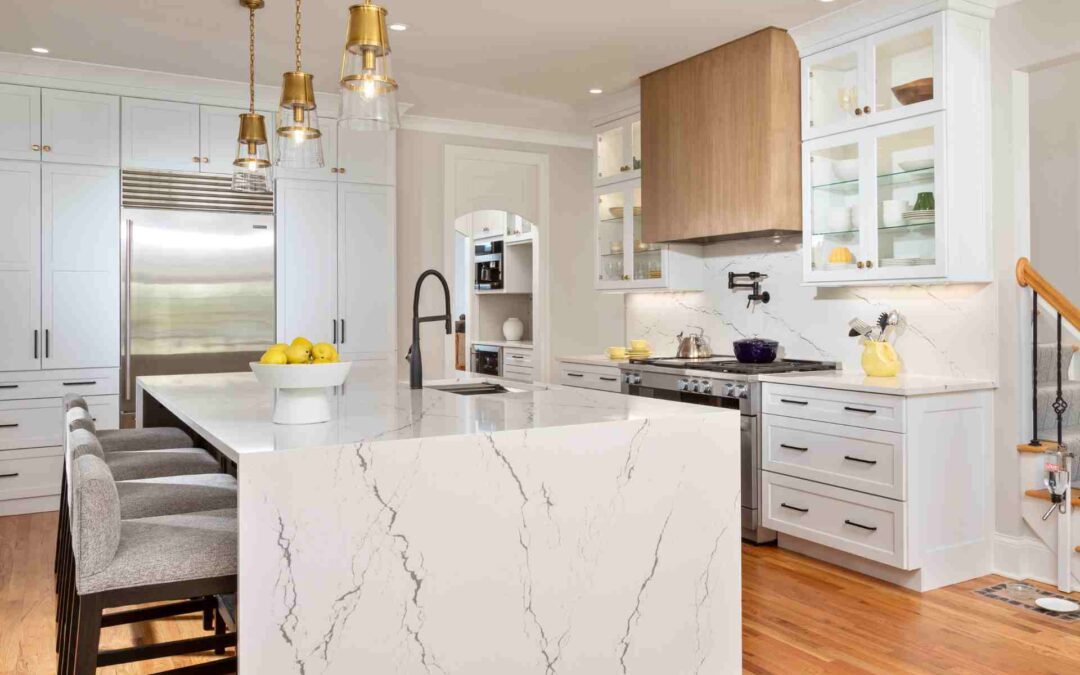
[1031,291,1041,447]
[1054,312,1068,449]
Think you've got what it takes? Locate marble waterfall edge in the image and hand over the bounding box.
[238,415,742,675]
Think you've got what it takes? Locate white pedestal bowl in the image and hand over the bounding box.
[250,362,352,425]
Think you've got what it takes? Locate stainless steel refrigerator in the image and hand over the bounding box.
[120,170,275,427]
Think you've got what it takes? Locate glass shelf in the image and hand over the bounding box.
[811,177,859,194]
[812,228,860,236]
[876,166,934,186]
[879,220,935,232]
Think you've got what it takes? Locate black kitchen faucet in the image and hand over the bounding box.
[406,269,452,389]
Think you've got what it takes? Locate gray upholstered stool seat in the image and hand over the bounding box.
[78,506,238,595]
[117,473,237,520]
[66,407,194,453]
[69,428,220,481]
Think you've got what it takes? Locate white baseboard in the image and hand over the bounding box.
[991,532,1076,586]
[0,494,59,517]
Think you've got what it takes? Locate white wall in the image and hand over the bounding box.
[396,130,624,381]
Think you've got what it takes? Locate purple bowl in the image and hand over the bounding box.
[733,338,779,364]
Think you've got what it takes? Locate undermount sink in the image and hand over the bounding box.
[427,382,512,396]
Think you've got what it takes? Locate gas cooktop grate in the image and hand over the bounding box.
[628,357,838,375]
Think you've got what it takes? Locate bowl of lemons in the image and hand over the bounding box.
[250,337,351,424]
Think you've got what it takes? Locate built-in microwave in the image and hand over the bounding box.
[472,344,501,376]
[475,239,503,290]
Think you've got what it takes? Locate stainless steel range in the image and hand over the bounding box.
[619,356,838,543]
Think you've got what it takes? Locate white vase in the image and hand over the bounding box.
[503,317,525,341]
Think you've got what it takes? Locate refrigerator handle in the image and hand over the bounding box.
[124,218,133,401]
[332,319,338,346]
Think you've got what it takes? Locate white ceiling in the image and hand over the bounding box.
[4,0,855,108]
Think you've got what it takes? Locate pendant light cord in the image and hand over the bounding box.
[294,0,303,71]
[248,6,256,114]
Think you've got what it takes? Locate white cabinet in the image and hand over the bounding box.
[470,210,507,239]
[802,14,943,140]
[277,179,397,360]
[41,89,120,166]
[41,164,120,369]
[594,112,641,187]
[338,128,395,185]
[594,179,702,291]
[337,183,395,359]
[556,359,622,392]
[0,161,42,372]
[122,98,201,171]
[799,10,990,285]
[0,84,41,161]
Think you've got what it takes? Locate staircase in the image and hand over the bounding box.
[1016,258,1080,592]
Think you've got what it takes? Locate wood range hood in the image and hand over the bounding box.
[640,27,801,244]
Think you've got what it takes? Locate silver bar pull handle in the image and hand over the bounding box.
[124,219,134,401]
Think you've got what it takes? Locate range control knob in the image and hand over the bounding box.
[699,380,713,394]
[731,384,748,399]
[721,383,736,397]
[690,379,701,393]
[632,373,642,385]
[676,378,689,392]
[623,372,632,384]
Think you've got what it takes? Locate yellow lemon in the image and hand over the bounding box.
[267,343,289,353]
[311,343,338,363]
[259,349,288,365]
[290,336,313,351]
[285,344,312,364]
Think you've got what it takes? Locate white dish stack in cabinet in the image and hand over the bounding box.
[759,381,992,592]
[0,84,121,515]
[275,130,397,364]
[795,8,991,285]
[591,108,702,292]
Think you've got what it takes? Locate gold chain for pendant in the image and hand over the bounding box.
[248,6,256,113]
[294,0,302,71]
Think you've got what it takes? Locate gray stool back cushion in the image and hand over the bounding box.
[72,454,122,578]
[70,428,105,461]
[66,407,96,434]
[64,394,89,412]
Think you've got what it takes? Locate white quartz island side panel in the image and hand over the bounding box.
[135,372,742,674]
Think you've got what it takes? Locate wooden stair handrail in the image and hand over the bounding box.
[1016,257,1080,331]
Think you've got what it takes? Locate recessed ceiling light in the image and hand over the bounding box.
[389,23,408,31]
[31,47,49,54]
[589,88,603,95]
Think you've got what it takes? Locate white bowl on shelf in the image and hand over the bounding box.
[250,361,352,425]
[833,159,860,182]
[898,159,934,172]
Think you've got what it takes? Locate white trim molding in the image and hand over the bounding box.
[992,532,1071,587]
[405,115,590,150]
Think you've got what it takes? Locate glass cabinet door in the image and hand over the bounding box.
[806,137,865,279]
[870,112,945,278]
[868,14,943,123]
[596,124,625,184]
[631,118,642,173]
[804,42,865,138]
[594,114,641,186]
[630,185,662,281]
[597,189,626,283]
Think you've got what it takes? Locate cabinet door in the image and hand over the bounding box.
[866,14,943,126]
[802,41,867,140]
[41,89,119,166]
[276,179,338,345]
[803,129,870,284]
[595,186,627,288]
[275,116,337,181]
[337,183,395,358]
[337,128,394,184]
[121,98,201,171]
[0,84,41,161]
[41,164,120,369]
[0,161,42,372]
[199,105,246,175]
[594,114,640,187]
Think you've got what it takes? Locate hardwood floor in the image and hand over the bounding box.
[2,511,1078,674]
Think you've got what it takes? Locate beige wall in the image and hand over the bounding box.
[396,129,625,380]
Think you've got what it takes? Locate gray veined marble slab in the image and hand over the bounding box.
[137,367,743,674]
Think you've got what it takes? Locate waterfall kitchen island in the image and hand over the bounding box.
[134,366,742,674]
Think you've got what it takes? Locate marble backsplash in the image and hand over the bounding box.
[625,238,998,379]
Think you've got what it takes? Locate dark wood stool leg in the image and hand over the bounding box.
[54,469,66,584]
[214,609,226,655]
[203,596,214,631]
[72,593,101,675]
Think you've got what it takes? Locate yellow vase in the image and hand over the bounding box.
[861,341,900,377]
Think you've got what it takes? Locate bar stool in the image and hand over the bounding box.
[61,454,237,674]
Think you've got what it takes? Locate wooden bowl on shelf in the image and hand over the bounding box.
[608,206,642,219]
[891,77,933,106]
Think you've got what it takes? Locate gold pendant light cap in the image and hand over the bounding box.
[279,71,318,110]
[238,0,265,8]
[345,1,391,56]
[237,112,269,144]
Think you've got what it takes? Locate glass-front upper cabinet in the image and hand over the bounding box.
[594,113,641,187]
[802,14,943,140]
[803,112,945,284]
[595,180,676,291]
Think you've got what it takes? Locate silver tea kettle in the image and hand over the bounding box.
[675,327,712,359]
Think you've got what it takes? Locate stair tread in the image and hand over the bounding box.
[1024,488,1080,507]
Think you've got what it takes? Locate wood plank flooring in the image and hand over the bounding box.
[2,511,1078,674]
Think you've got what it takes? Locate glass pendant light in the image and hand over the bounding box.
[275,0,324,168]
[232,0,272,192]
[338,0,400,130]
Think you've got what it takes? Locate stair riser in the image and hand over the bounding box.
[1036,384,1080,431]
[1037,344,1076,385]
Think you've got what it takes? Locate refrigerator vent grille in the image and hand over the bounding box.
[122,170,274,214]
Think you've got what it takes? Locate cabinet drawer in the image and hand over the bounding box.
[558,365,621,392]
[763,471,909,569]
[87,395,119,430]
[502,364,534,383]
[504,348,533,367]
[0,400,61,451]
[0,450,63,501]
[763,415,905,500]
[762,383,905,433]
[0,373,120,401]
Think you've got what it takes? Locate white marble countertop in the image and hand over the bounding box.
[471,339,533,349]
[758,371,997,396]
[137,366,725,461]
[557,354,627,367]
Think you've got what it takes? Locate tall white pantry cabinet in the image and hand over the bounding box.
[0,84,121,516]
